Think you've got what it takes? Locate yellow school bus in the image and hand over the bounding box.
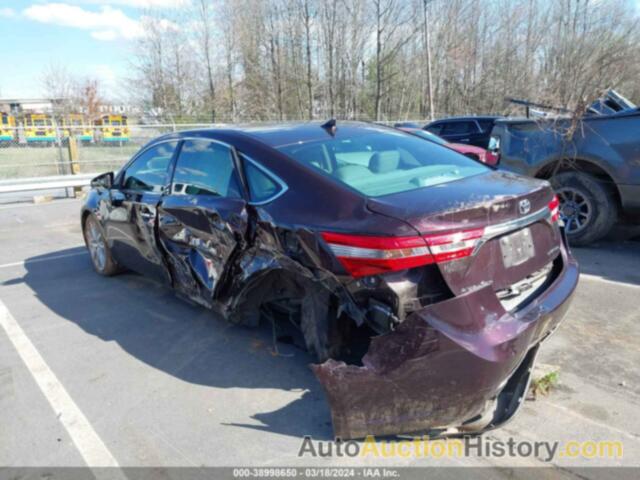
[59,113,93,143]
[94,114,129,143]
[22,113,56,144]
[0,112,16,143]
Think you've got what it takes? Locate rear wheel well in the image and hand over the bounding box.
[535,159,621,207]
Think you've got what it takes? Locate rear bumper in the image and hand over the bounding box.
[313,243,579,439]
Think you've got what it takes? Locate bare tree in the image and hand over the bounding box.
[127,0,640,122]
[195,0,217,122]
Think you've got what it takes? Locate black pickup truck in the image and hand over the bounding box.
[489,92,640,245]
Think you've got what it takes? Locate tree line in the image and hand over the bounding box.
[128,0,640,123]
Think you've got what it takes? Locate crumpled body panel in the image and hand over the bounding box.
[313,253,578,439]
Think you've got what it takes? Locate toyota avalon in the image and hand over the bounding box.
[82,121,579,439]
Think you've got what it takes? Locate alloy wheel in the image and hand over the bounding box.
[556,187,593,234]
[86,219,106,271]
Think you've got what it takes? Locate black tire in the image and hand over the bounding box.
[300,288,341,362]
[83,214,120,276]
[550,171,618,246]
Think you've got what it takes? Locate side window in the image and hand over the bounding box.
[243,156,284,203]
[425,123,442,135]
[122,141,177,192]
[476,119,494,132]
[171,139,241,198]
[442,122,475,135]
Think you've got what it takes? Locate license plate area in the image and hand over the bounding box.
[500,227,535,267]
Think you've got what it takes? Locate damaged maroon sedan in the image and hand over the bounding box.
[82,121,578,439]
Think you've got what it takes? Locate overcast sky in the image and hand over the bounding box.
[0,0,187,101]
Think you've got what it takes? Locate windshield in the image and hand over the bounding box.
[111,120,121,126]
[278,130,488,197]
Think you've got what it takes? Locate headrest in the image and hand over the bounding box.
[369,150,400,173]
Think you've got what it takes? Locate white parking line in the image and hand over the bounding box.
[0,250,87,269]
[0,299,122,469]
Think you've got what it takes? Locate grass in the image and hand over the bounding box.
[530,370,560,399]
[0,143,140,179]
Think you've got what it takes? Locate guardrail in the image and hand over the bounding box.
[0,173,98,194]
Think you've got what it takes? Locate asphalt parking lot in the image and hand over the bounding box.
[0,198,639,475]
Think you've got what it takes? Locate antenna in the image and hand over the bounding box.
[321,118,337,136]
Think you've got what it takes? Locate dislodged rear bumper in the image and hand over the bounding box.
[312,248,579,439]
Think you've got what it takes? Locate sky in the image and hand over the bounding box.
[0,0,188,101]
[1,0,640,102]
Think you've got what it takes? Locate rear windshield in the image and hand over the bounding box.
[278,130,487,197]
[411,129,448,146]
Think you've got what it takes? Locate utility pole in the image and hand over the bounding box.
[423,0,434,121]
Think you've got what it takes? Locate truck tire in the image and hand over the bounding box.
[550,171,618,246]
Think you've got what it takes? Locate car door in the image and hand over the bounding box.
[105,141,178,285]
[157,138,250,306]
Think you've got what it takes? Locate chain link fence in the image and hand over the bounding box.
[0,120,435,181]
[0,124,210,180]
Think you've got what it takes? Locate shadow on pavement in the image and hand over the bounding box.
[571,239,640,286]
[6,247,334,440]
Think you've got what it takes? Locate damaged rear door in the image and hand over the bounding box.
[157,138,249,307]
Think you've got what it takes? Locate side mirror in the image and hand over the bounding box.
[91,172,114,189]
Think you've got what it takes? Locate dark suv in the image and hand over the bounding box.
[424,115,502,149]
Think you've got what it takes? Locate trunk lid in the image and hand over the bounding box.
[367,171,561,295]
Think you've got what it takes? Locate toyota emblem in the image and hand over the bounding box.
[519,199,531,215]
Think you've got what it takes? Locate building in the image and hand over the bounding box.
[0,98,141,118]
[0,98,63,114]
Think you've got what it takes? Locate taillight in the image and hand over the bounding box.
[321,232,432,277]
[322,228,485,278]
[484,151,499,166]
[423,228,485,262]
[548,195,560,222]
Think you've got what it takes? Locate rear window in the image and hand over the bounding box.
[278,130,487,197]
[411,130,448,146]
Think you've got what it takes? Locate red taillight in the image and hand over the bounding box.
[321,228,485,278]
[549,195,560,222]
[484,151,499,166]
[321,232,432,277]
[423,228,485,263]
